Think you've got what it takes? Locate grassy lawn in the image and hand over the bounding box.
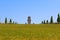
[0,24,60,40]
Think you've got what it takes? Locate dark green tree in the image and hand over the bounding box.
[9,19,12,24]
[57,13,60,23]
[5,17,7,24]
[50,16,53,24]
[46,20,48,24]
[41,21,43,24]
[44,20,45,24]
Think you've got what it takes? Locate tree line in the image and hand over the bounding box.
[0,17,17,24]
[41,13,60,24]
[0,13,60,24]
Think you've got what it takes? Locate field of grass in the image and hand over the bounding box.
[0,24,60,40]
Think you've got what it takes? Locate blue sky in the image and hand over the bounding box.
[0,0,60,24]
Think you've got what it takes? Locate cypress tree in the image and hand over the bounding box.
[50,16,53,24]
[44,20,45,24]
[57,13,60,23]
[9,19,12,24]
[46,20,48,24]
[5,17,7,24]
[41,21,43,24]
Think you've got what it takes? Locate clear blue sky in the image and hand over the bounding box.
[0,0,60,24]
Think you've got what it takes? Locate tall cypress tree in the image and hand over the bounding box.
[44,20,45,24]
[9,19,12,24]
[57,13,60,23]
[5,17,7,24]
[50,16,53,24]
[46,20,48,24]
[41,21,43,24]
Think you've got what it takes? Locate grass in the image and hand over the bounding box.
[0,24,60,40]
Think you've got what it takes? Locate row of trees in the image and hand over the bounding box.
[5,17,13,24]
[41,14,60,24]
[0,14,60,24]
[1,17,17,24]
[5,17,14,24]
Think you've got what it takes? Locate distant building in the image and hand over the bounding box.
[27,16,31,24]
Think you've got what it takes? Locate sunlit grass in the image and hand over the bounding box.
[0,24,60,40]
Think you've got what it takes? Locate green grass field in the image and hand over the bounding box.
[0,24,60,40]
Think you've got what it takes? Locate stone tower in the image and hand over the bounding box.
[27,16,31,24]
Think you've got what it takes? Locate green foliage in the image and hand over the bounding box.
[5,17,7,24]
[57,13,60,23]
[46,20,48,24]
[44,20,45,24]
[50,16,53,24]
[41,21,43,24]
[9,19,12,24]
